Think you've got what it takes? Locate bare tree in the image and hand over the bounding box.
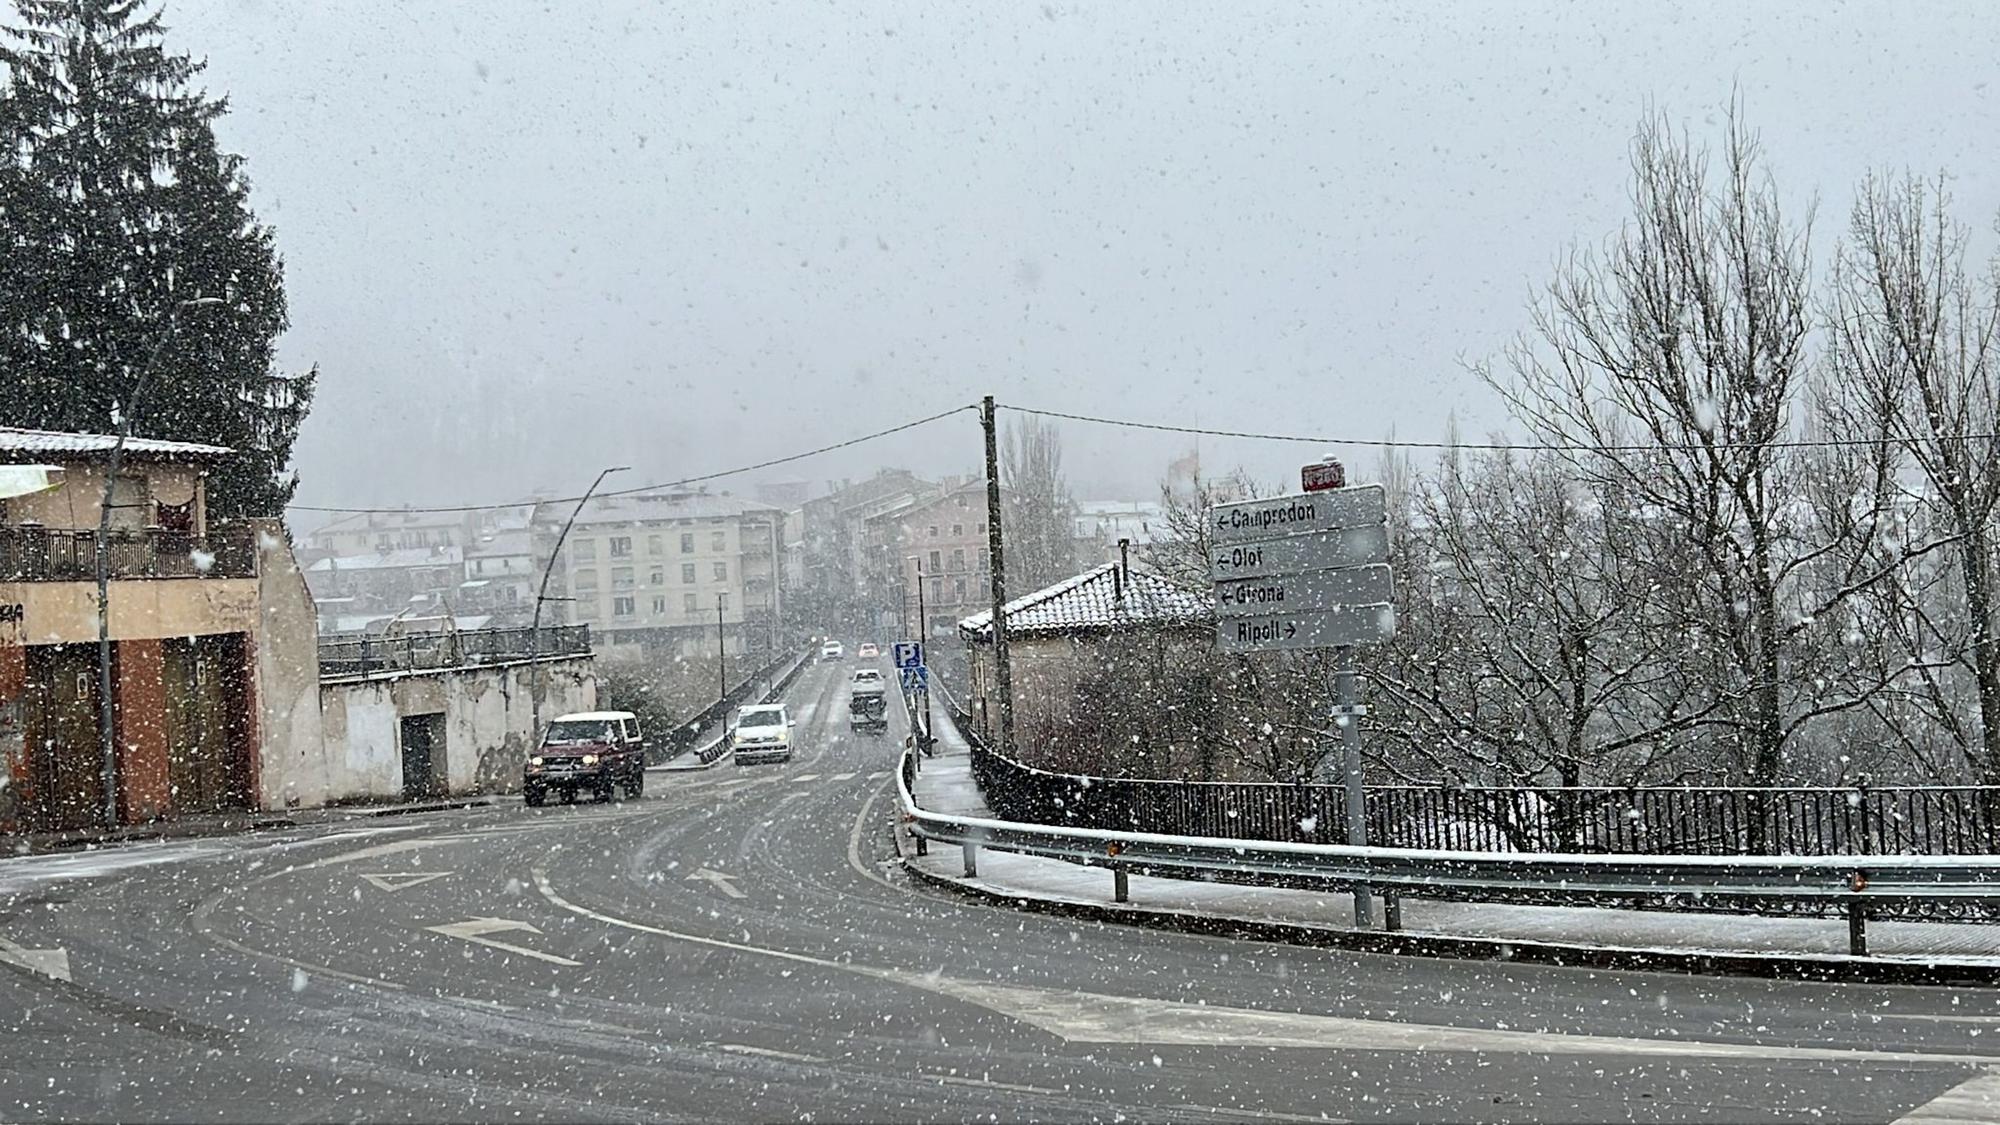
[1001,416,1079,592]
[1487,109,1895,788]
[1825,173,2000,781]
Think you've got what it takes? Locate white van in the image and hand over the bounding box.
[731,703,795,765]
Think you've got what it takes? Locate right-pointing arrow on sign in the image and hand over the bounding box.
[1218,605,1397,653]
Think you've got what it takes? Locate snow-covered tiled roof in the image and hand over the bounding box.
[959,563,1212,640]
[0,426,232,460]
[305,546,464,572]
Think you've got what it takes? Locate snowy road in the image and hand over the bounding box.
[1,660,1996,1121]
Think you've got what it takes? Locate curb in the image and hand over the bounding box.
[890,830,2000,988]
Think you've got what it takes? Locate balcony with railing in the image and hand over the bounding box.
[317,624,593,679]
[0,524,258,582]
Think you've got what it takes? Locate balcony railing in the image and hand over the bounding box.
[318,624,592,678]
[0,525,257,581]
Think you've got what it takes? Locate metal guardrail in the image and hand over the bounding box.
[317,625,591,678]
[0,524,257,581]
[896,745,2000,956]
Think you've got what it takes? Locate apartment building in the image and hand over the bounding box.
[867,478,995,640]
[549,491,783,660]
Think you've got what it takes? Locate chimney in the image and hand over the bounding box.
[1119,538,1131,584]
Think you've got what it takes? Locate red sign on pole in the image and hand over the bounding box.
[1301,458,1346,492]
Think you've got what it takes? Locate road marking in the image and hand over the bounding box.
[358,872,451,892]
[425,917,580,966]
[925,1072,1064,1096]
[831,772,858,781]
[0,933,70,982]
[867,771,890,781]
[1895,1069,2000,1124]
[715,1043,824,1063]
[687,868,746,899]
[791,773,821,783]
[532,868,2000,1067]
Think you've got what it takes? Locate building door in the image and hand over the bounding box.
[399,714,445,801]
[162,634,252,815]
[23,644,104,832]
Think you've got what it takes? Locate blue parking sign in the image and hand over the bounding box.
[892,641,924,670]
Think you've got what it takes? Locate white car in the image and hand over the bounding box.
[731,703,795,765]
[820,641,844,662]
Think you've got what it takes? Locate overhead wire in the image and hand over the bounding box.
[287,403,980,515]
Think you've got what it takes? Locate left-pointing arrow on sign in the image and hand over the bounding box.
[425,917,579,966]
[0,933,70,981]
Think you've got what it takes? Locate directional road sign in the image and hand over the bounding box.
[900,666,929,693]
[1209,523,1390,581]
[892,641,924,670]
[1214,563,1395,618]
[1216,604,1397,653]
[1210,484,1385,546]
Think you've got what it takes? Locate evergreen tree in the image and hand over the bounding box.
[0,0,312,516]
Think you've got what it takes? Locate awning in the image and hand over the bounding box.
[0,465,64,501]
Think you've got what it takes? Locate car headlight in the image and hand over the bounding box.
[529,756,544,767]
[581,754,599,766]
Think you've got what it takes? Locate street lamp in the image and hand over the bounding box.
[529,465,630,737]
[96,295,225,828]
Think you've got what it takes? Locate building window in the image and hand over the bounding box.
[609,536,632,557]
[613,595,635,617]
[929,550,941,571]
[955,577,967,600]
[683,593,698,613]
[682,563,696,583]
[652,595,667,614]
[611,567,635,590]
[650,568,664,585]
[648,534,664,555]
[711,531,726,551]
[932,578,943,601]
[955,495,969,508]
[573,539,597,561]
[952,548,965,571]
[951,524,963,537]
[575,569,599,591]
[928,525,939,537]
[680,533,695,553]
[713,562,727,581]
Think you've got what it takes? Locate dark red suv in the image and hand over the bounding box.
[524,710,647,805]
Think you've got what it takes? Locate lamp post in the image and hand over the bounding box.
[96,295,224,828]
[716,593,727,702]
[530,465,629,738]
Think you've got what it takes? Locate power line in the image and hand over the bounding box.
[288,403,979,515]
[996,403,2000,454]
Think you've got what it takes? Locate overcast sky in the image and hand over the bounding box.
[169,0,2000,513]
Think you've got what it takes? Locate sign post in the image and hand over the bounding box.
[1208,463,1394,929]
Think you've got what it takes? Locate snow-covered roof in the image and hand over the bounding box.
[305,546,465,572]
[959,563,1212,640]
[573,491,780,526]
[553,710,636,722]
[0,426,232,461]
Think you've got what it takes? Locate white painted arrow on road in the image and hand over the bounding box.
[359,872,451,892]
[0,933,71,982]
[687,868,745,899]
[425,917,579,966]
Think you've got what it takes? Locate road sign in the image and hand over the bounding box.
[892,641,924,670]
[900,666,928,692]
[1210,484,1385,546]
[1216,604,1397,653]
[1301,457,1346,492]
[1214,563,1395,618]
[1210,523,1390,581]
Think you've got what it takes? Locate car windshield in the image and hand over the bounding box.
[737,708,785,729]
[544,720,618,744]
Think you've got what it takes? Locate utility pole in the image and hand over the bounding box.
[95,295,223,828]
[716,594,728,701]
[530,465,628,739]
[1327,648,1373,928]
[980,395,1013,754]
[914,556,931,752]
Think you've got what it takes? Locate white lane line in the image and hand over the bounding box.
[867,771,890,781]
[1895,1069,2000,1123]
[715,1043,824,1063]
[531,868,2000,1067]
[831,772,858,781]
[0,933,70,982]
[425,918,580,967]
[925,1072,1063,1096]
[791,773,821,783]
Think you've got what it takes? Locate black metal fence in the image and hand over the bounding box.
[318,625,592,678]
[942,700,2000,858]
[0,524,258,581]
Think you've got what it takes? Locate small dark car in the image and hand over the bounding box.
[525,711,647,806]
